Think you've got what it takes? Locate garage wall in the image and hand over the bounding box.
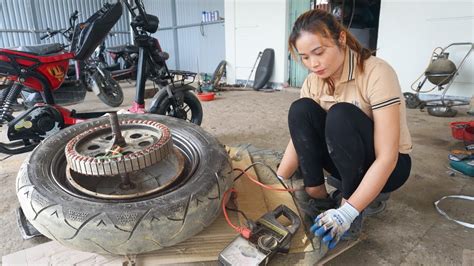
[144,0,225,74]
[0,0,131,51]
[225,0,289,86]
[377,1,473,98]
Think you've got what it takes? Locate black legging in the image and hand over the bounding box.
[288,98,411,199]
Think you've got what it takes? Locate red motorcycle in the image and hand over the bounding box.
[0,2,123,154]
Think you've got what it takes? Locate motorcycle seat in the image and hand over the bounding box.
[14,43,64,55]
[106,45,138,54]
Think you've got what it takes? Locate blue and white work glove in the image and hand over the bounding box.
[310,202,360,249]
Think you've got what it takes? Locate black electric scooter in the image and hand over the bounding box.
[122,0,203,125]
[95,42,139,81]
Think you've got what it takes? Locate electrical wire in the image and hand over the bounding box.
[233,162,293,183]
[232,162,259,182]
[232,161,299,194]
[222,188,252,238]
[233,167,297,192]
[222,188,239,231]
[225,207,250,224]
[222,160,301,237]
[347,0,355,30]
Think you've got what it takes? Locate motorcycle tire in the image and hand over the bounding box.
[92,71,124,107]
[149,87,203,126]
[16,114,233,255]
[211,60,226,89]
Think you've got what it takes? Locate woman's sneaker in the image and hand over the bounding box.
[364,192,390,216]
[293,189,338,226]
[328,189,343,206]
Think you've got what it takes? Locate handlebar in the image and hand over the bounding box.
[40,10,78,41]
[69,10,79,29]
[123,0,159,35]
[135,0,149,24]
[40,29,63,40]
[123,0,147,18]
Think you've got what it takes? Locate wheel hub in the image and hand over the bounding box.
[174,107,187,119]
[64,117,185,199]
[65,149,185,199]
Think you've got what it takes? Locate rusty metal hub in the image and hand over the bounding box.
[64,115,185,199]
[65,119,173,176]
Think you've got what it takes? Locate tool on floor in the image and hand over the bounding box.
[218,204,301,266]
[449,160,474,177]
[448,149,474,161]
[244,51,263,88]
[403,42,473,117]
[448,121,474,177]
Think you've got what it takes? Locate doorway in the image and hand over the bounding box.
[288,0,381,87]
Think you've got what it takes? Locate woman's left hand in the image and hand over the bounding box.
[310,203,360,249]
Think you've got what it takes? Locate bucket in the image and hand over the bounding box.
[197,92,215,101]
[464,126,474,150]
[450,121,474,140]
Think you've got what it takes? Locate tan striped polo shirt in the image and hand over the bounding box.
[300,48,412,154]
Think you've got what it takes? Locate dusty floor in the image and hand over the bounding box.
[1,82,473,265]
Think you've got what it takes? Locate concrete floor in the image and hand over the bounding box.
[1,82,473,265]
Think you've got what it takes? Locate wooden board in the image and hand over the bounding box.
[2,146,364,265]
[228,146,269,222]
[316,233,367,265]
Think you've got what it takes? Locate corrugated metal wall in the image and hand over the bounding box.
[0,0,224,74]
[0,0,130,51]
[144,0,225,73]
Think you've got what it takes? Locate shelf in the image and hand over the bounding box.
[158,20,224,31]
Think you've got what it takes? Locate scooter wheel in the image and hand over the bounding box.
[149,87,203,125]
